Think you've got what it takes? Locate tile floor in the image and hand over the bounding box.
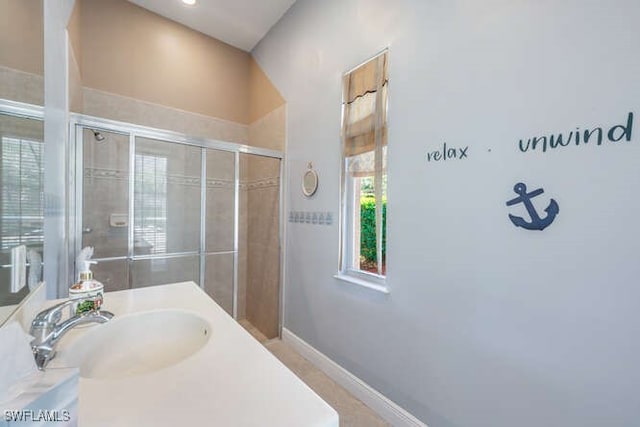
[239,319,389,427]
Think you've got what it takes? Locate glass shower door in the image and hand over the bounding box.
[81,128,130,291]
[77,124,250,319]
[204,149,236,315]
[131,137,201,287]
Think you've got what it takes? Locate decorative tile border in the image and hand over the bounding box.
[206,178,234,189]
[84,167,235,189]
[241,177,280,190]
[84,167,128,181]
[84,168,282,191]
[167,174,200,187]
[288,211,334,226]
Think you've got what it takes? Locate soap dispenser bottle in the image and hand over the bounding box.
[70,247,104,315]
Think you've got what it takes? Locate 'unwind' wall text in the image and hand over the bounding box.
[518,112,634,154]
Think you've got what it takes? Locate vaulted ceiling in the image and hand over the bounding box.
[127,0,297,52]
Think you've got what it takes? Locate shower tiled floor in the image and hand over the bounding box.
[238,320,389,427]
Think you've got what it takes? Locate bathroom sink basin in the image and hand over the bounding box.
[63,309,210,379]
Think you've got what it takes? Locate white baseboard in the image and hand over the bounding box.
[282,328,427,427]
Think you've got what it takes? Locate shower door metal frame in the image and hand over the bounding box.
[69,113,284,322]
[0,99,44,119]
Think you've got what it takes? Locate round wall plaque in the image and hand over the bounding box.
[302,163,318,197]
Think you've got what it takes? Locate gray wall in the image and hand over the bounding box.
[252,1,640,426]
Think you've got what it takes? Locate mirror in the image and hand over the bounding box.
[0,0,44,105]
[0,246,42,326]
[0,113,45,325]
[0,0,46,326]
[302,163,319,197]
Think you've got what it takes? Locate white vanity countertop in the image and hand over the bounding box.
[49,282,339,427]
[0,304,18,323]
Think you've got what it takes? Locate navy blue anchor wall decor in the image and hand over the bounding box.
[506,182,559,231]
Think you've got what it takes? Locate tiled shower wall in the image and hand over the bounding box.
[82,88,249,145]
[0,66,43,106]
[239,102,285,339]
[241,154,281,339]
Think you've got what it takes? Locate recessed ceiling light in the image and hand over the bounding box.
[182,0,196,5]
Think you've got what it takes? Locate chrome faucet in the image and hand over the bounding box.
[30,298,114,370]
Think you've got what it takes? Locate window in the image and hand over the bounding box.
[339,50,389,289]
[1,137,44,250]
[134,153,167,254]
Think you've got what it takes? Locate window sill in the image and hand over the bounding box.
[333,273,390,294]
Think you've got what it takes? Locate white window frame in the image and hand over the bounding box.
[336,50,389,294]
[338,174,387,288]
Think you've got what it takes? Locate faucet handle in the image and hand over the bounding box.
[31,295,107,328]
[31,298,82,329]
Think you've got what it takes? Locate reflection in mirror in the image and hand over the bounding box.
[0,0,44,105]
[0,112,45,324]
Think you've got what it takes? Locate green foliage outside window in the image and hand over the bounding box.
[359,195,386,264]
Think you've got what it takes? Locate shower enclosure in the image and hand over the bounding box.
[71,115,283,338]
